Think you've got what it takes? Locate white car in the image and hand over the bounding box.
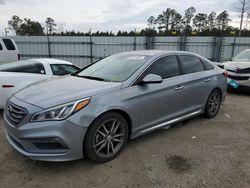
[0,58,80,109]
[222,49,250,91]
[0,37,19,65]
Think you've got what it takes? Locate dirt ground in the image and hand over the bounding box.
[0,93,249,188]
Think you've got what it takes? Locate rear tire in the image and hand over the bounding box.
[204,89,222,118]
[84,112,128,163]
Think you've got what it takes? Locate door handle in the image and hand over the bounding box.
[174,86,185,90]
[203,78,211,82]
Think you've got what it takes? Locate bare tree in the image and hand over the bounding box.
[182,7,196,33]
[237,0,249,36]
[45,17,56,35]
[147,16,156,30]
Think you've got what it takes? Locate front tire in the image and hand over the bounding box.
[204,89,222,118]
[84,112,128,163]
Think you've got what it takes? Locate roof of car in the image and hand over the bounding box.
[32,58,73,65]
[118,50,196,57]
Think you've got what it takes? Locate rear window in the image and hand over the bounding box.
[2,39,16,50]
[201,59,215,70]
[0,43,2,50]
[180,55,205,74]
[0,60,46,74]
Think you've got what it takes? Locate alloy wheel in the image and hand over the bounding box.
[93,119,125,158]
[208,91,221,116]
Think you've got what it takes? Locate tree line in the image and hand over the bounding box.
[6,6,250,37]
[146,7,237,36]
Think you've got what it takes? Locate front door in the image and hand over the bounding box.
[133,55,187,132]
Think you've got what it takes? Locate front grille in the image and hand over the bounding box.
[228,75,250,81]
[6,102,27,126]
[237,68,250,74]
[227,68,250,74]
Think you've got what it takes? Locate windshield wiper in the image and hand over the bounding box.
[75,75,106,81]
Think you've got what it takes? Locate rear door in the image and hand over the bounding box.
[177,55,214,112]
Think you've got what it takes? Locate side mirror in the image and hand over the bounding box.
[141,74,163,84]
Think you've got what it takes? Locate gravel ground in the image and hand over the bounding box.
[0,93,250,188]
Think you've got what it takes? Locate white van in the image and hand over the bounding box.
[0,37,20,65]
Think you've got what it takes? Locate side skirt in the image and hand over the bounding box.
[132,110,202,139]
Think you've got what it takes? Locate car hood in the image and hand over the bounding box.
[14,76,122,109]
[223,61,250,70]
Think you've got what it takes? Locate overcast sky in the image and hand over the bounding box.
[0,0,245,35]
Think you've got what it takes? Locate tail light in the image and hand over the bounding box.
[18,53,20,60]
[223,70,228,77]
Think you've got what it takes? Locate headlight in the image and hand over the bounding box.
[31,98,91,122]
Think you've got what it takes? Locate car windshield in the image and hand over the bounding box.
[232,50,250,61]
[50,64,80,75]
[76,54,150,82]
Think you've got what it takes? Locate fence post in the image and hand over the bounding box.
[47,35,51,58]
[183,35,187,51]
[231,35,237,59]
[90,35,93,63]
[151,36,155,49]
[212,36,217,61]
[214,37,223,62]
[179,35,187,51]
[133,34,136,51]
[145,36,150,49]
[145,36,155,50]
[218,37,223,62]
[179,35,182,50]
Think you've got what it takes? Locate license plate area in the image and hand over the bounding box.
[227,78,239,89]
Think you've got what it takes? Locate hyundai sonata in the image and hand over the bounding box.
[4,50,227,163]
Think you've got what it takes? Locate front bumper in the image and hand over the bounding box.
[227,71,250,90]
[227,78,250,91]
[4,97,88,161]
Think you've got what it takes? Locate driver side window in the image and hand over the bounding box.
[146,55,180,79]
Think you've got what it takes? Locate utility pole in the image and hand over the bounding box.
[246,13,250,29]
[133,28,136,51]
[239,0,249,37]
[4,28,9,37]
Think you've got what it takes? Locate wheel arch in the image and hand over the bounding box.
[212,87,222,96]
[82,108,133,157]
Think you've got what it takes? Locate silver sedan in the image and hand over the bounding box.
[4,50,227,163]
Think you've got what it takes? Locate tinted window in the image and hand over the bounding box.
[0,43,2,50]
[2,39,16,50]
[0,60,46,74]
[51,64,80,76]
[180,56,204,74]
[201,59,215,70]
[146,56,180,79]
